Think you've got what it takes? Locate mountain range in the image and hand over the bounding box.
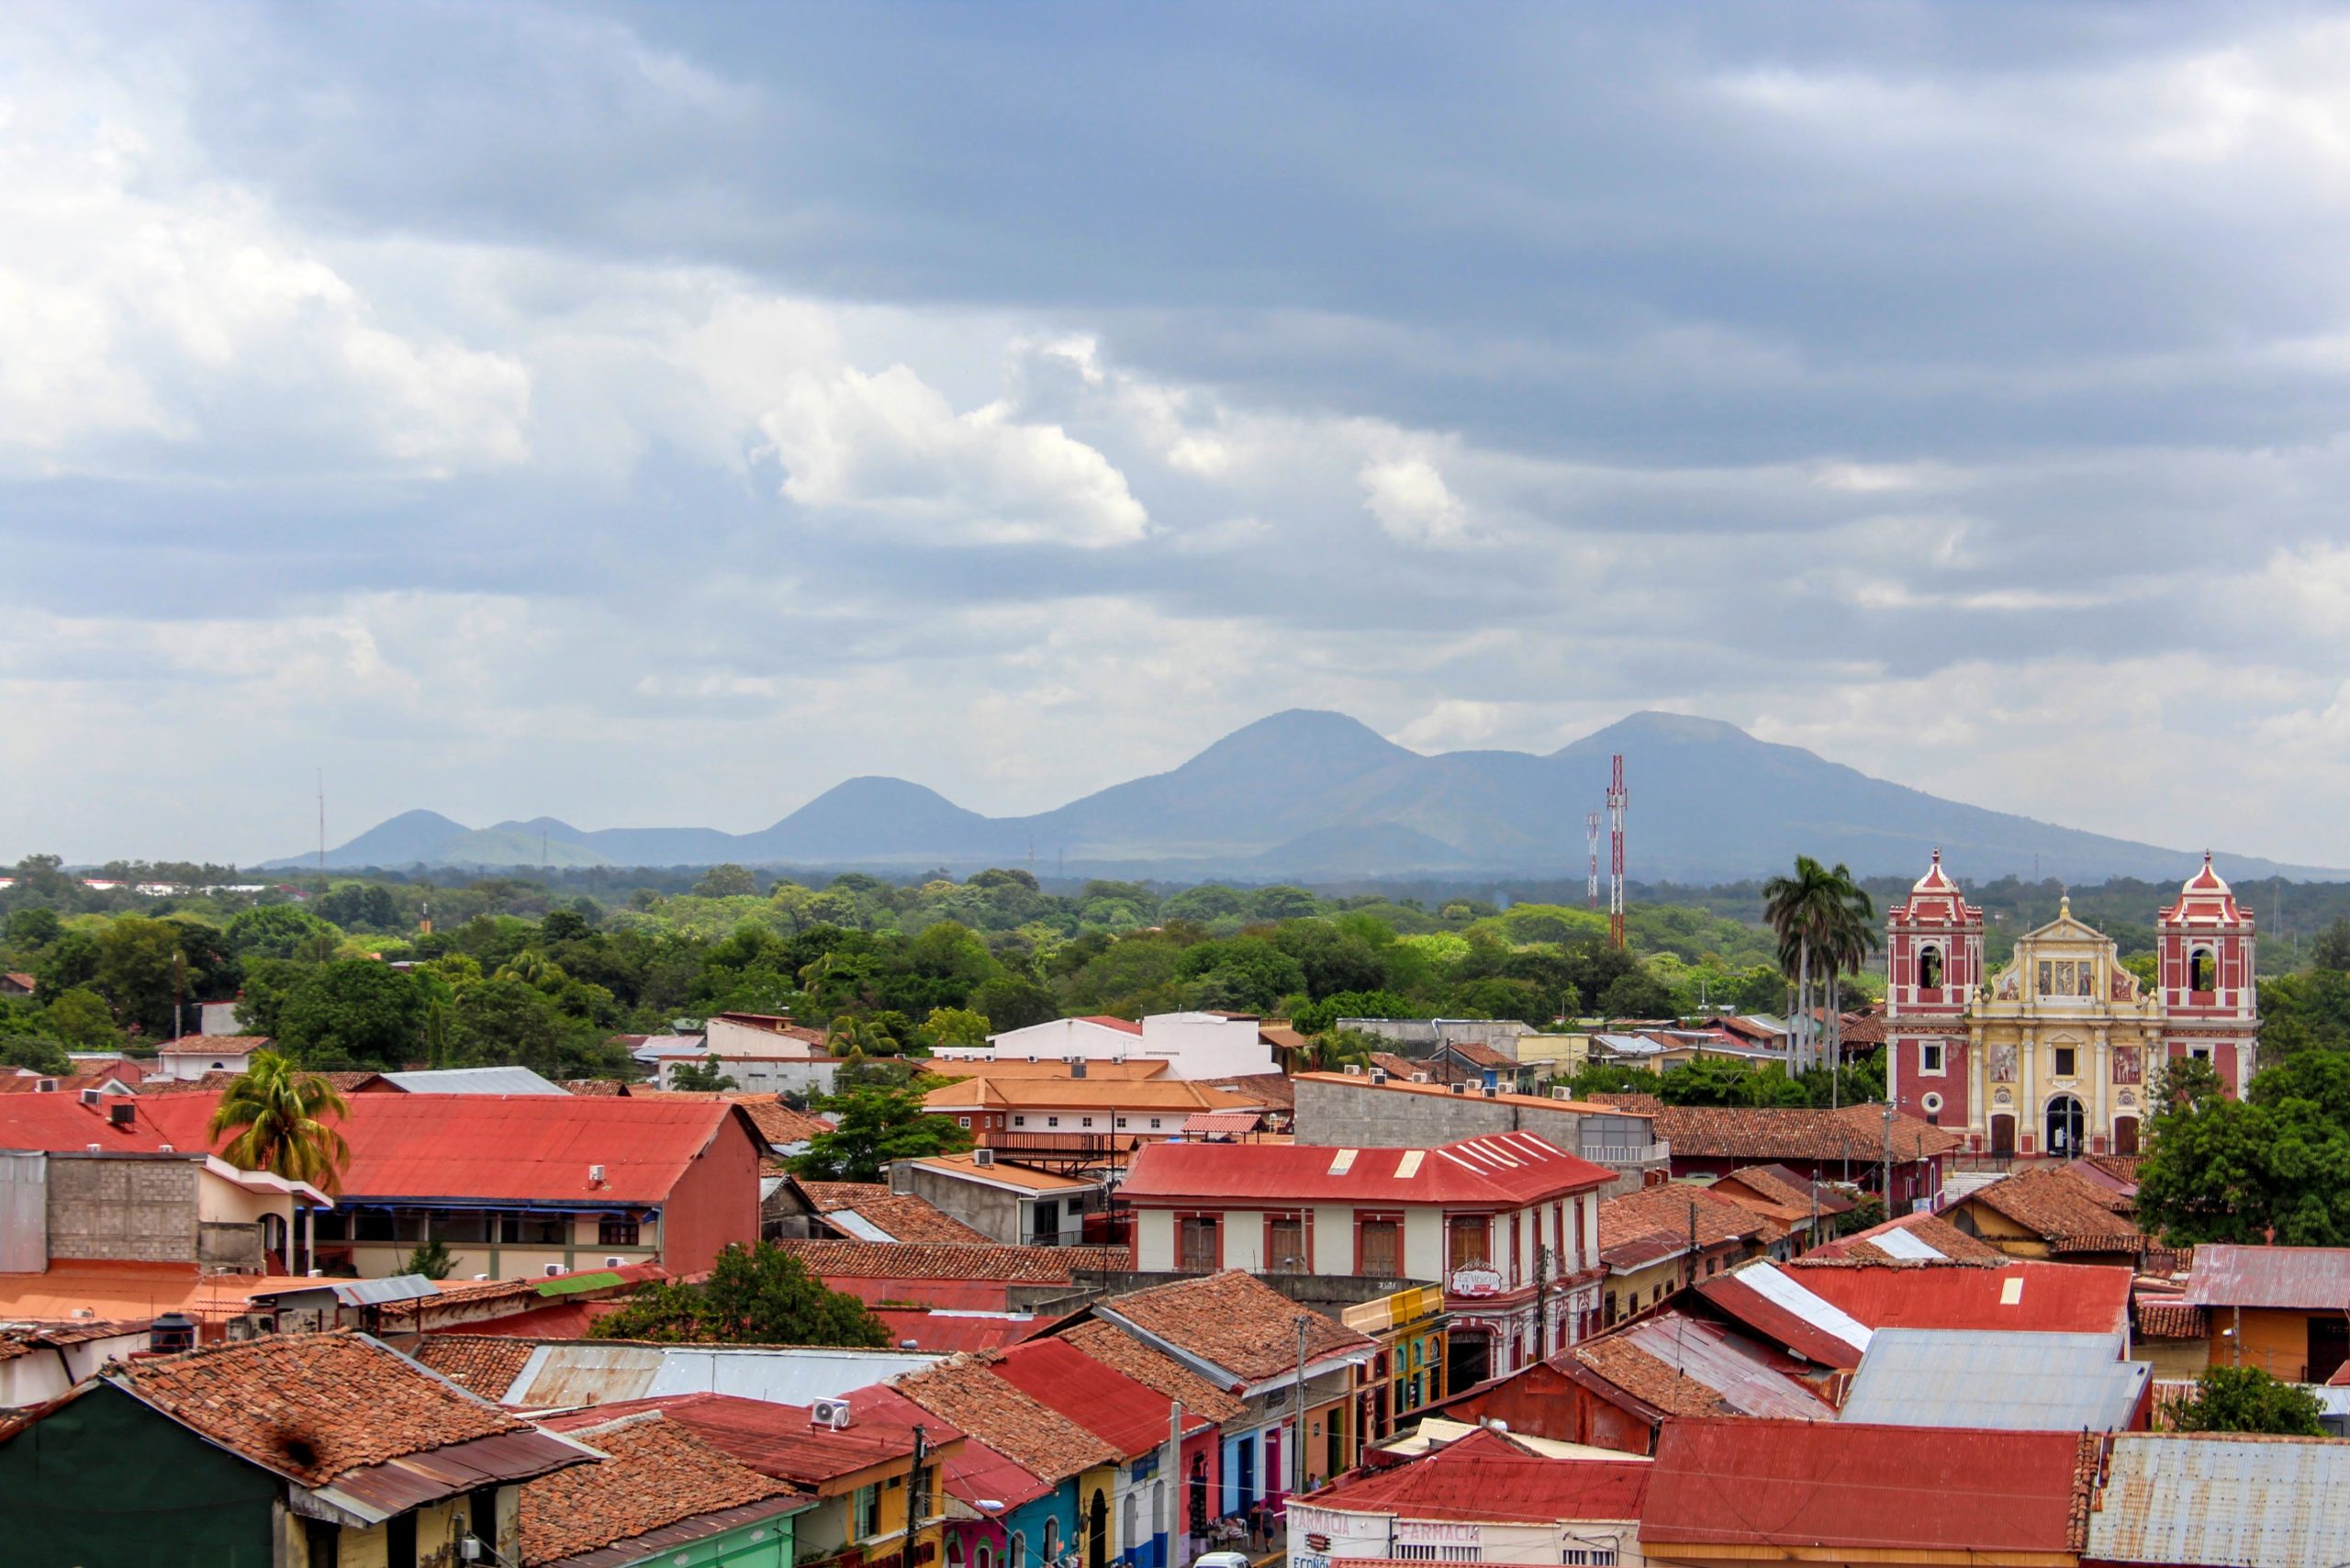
[275,711,2341,883]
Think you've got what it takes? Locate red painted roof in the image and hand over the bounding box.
[1076,1015,1145,1035]
[545,1392,949,1487]
[873,1309,1068,1355]
[987,1338,1200,1459]
[1305,1427,1649,1523]
[1640,1418,2088,1554]
[1787,1260,2132,1337]
[0,1093,175,1151]
[1122,1132,1613,1208]
[1694,1271,1870,1369]
[136,1092,741,1204]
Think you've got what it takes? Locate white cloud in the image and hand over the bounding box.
[754,364,1148,548]
[1360,457,1472,547]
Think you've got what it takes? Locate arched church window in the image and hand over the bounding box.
[1918,945,1943,989]
[2189,948,2217,991]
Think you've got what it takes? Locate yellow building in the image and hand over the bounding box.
[1968,900,2165,1158]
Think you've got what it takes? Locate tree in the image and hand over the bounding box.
[94,916,185,1037]
[1763,857,1843,1075]
[42,988,120,1050]
[918,1006,991,1049]
[401,1239,455,1281]
[1656,1058,1766,1106]
[1597,969,1677,1021]
[590,1241,888,1346]
[2312,917,2350,971]
[0,1034,71,1074]
[1176,937,1306,1014]
[693,864,760,899]
[968,976,1058,1033]
[670,1054,740,1092]
[275,960,427,1069]
[226,904,343,961]
[6,906,62,948]
[2167,1366,2326,1436]
[2135,1055,2350,1247]
[1290,990,1416,1036]
[447,975,563,1069]
[208,1050,352,1194]
[792,1082,973,1182]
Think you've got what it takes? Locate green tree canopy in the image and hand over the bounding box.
[2167,1365,2327,1436]
[792,1082,973,1182]
[275,960,427,1069]
[226,903,343,960]
[208,1049,352,1194]
[670,1054,740,1092]
[590,1241,888,1346]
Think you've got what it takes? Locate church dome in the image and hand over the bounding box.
[1911,848,1959,895]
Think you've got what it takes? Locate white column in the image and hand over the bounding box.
[2020,1028,2036,1154]
[2093,1030,2109,1148]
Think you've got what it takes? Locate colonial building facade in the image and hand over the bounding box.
[1885,852,2257,1159]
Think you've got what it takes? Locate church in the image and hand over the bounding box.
[1883,851,2258,1158]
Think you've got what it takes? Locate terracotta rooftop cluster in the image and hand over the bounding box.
[1098,1270,1374,1385]
[517,1411,808,1568]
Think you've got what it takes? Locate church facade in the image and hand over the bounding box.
[1884,852,2257,1159]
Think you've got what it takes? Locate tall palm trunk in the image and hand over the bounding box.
[1796,938,1812,1075]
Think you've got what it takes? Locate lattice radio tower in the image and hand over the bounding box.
[1585,812,1602,908]
[1606,753,1628,949]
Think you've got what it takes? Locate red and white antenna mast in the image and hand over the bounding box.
[1606,753,1628,949]
[1585,812,1602,908]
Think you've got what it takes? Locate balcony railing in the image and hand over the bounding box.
[1582,1140,1670,1166]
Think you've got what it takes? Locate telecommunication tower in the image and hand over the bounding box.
[1585,812,1602,908]
[1606,754,1628,949]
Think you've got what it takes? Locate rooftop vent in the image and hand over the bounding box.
[588,1163,606,1185]
[84,1142,102,1154]
[972,1148,995,1167]
[473,1273,491,1281]
[157,1144,174,1154]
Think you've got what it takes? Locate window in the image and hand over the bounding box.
[1448,1216,1490,1272]
[1921,1092,1944,1114]
[1178,1215,1221,1271]
[1010,1533,1026,1568]
[599,1215,641,1248]
[1918,945,1943,989]
[428,1210,488,1243]
[386,1514,418,1568]
[1114,1118,1126,1129]
[1393,1545,1480,1562]
[1358,1216,1401,1277]
[1148,1117,1161,1130]
[854,1484,881,1540]
[1266,1213,1306,1271]
[502,1213,567,1246]
[1044,1519,1061,1564]
[957,1116,971,1128]
[2189,1045,2212,1061]
[1080,1116,1093,1128]
[1921,1041,1944,1073]
[1047,1116,1060,1128]
[2190,948,2217,991]
[2053,1047,2077,1079]
[1560,1551,1617,1566]
[1013,1115,1027,1127]
[311,1210,350,1241]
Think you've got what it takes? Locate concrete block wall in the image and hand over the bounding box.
[48,1155,199,1263]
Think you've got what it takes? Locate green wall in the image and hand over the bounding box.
[0,1383,279,1567]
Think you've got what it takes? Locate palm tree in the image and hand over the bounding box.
[1812,865,1882,1106]
[1763,857,1841,1074]
[207,1049,352,1194]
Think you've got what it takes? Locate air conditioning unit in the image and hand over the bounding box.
[1343,1064,1364,1076]
[1552,1087,1573,1101]
[809,1398,853,1429]
[78,1088,101,1105]
[973,1148,995,1167]
[157,1144,174,1154]
[1482,1085,1499,1098]
[1411,1072,1431,1084]
[473,1273,492,1282]
[605,1256,625,1268]
[543,1264,566,1277]
[108,1103,136,1126]
[1449,1083,1466,1096]
[1369,1068,1387,1084]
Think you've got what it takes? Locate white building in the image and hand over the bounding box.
[151,1035,268,1081]
[941,1011,1275,1080]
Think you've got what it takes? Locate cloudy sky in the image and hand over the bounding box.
[8,1,2350,867]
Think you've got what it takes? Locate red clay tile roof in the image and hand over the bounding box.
[1716,1164,1854,1220]
[2133,1299,2209,1339]
[774,1240,1129,1282]
[1597,1182,1764,1260]
[626,1092,833,1147]
[519,1411,808,1568]
[890,1354,1120,1483]
[412,1335,541,1398]
[1964,1165,2143,1251]
[106,1329,532,1486]
[802,1186,995,1246]
[140,1070,389,1096]
[1438,1040,1517,1069]
[1092,1271,1373,1387]
[1212,1073,1294,1111]
[1123,1131,1613,1207]
[133,1092,745,1204]
[1640,1418,2086,1555]
[563,1079,629,1097]
[155,1036,270,1055]
[856,1387,1054,1512]
[1590,1100,1962,1161]
[1308,1426,1650,1523]
[1059,1320,1247,1424]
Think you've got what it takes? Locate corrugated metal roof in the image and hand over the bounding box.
[508,1343,941,1411]
[2181,1243,2350,1309]
[1871,1226,1942,1260]
[1787,1260,2133,1338]
[324,1274,440,1307]
[1840,1328,2147,1430]
[381,1066,569,1095]
[2088,1434,2350,1568]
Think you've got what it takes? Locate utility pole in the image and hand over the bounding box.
[1293,1316,1311,1497]
[1534,1241,1550,1359]
[1882,1099,1897,1217]
[908,1423,929,1558]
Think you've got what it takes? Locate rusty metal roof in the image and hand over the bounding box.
[2087,1433,2350,1568]
[2181,1243,2350,1310]
[317,1428,598,1522]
